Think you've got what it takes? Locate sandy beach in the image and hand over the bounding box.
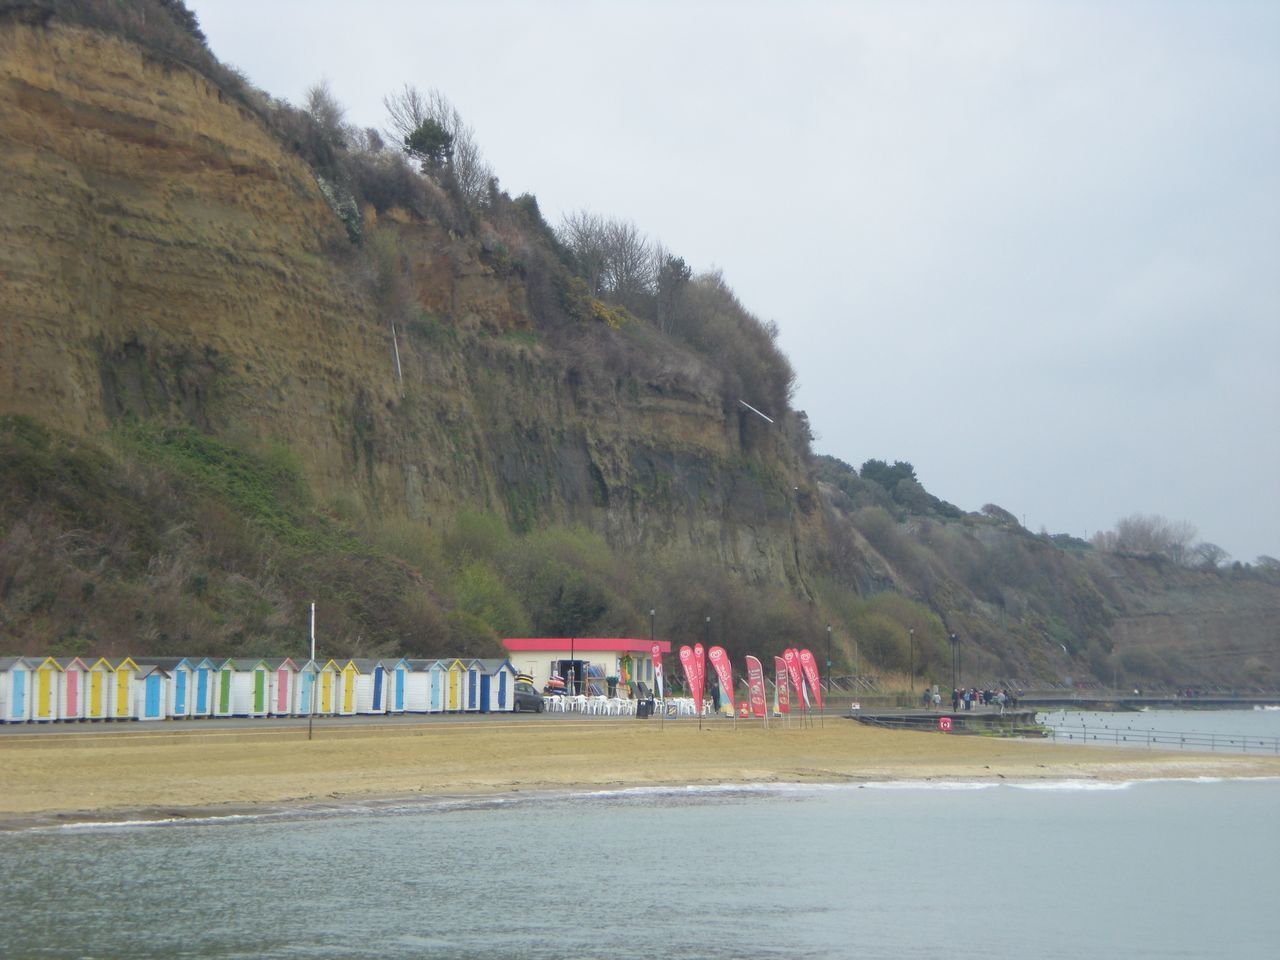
[4,717,1278,828]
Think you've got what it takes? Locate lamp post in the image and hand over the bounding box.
[570,635,576,696]
[825,624,832,696]
[909,627,915,693]
[949,633,958,694]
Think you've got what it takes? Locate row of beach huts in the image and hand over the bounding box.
[0,656,522,724]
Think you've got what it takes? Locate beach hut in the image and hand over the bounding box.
[444,658,468,712]
[317,660,341,715]
[0,657,35,723]
[135,666,168,721]
[111,658,141,721]
[428,659,448,713]
[338,660,360,716]
[229,659,270,717]
[476,659,517,713]
[212,659,237,717]
[84,658,114,720]
[31,656,63,722]
[402,659,430,713]
[352,659,386,715]
[266,658,299,716]
[56,657,90,722]
[294,660,320,716]
[166,658,196,719]
[190,657,216,718]
[385,658,411,714]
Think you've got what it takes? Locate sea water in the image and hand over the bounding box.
[2,776,1277,959]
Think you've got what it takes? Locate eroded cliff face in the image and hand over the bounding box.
[0,22,820,590]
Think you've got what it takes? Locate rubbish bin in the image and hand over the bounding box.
[636,698,654,719]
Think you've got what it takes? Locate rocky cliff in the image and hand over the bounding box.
[0,19,818,591]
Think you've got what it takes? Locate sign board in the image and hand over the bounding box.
[938,716,953,732]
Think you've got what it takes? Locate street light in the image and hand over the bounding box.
[949,633,958,693]
[825,624,832,695]
[909,627,915,693]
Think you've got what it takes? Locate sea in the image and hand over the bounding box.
[2,710,1278,959]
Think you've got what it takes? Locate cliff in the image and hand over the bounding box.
[0,19,817,588]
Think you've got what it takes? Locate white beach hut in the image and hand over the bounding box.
[352,659,387,716]
[229,659,270,717]
[0,657,35,723]
[401,659,430,713]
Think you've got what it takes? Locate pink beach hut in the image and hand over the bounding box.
[56,657,90,721]
[266,658,299,716]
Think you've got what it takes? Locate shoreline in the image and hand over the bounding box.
[5,719,1279,831]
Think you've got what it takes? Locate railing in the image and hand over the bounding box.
[1044,724,1280,755]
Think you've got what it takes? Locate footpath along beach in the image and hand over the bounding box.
[3,717,1279,829]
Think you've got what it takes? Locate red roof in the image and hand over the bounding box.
[502,638,671,654]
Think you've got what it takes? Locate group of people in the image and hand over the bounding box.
[929,686,1019,714]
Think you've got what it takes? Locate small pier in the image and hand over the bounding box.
[851,708,1042,736]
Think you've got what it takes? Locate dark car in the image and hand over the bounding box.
[512,680,544,713]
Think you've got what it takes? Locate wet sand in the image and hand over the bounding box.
[4,717,1278,828]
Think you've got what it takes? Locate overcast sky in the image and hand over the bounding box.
[189,0,1278,563]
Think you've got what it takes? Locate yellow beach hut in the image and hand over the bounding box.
[111,658,141,720]
[318,659,341,715]
[84,658,114,720]
[445,658,468,712]
[31,656,63,722]
[338,660,360,716]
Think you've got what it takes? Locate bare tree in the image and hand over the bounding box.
[1110,513,1198,563]
[383,84,491,204]
[1193,542,1230,569]
[304,80,347,150]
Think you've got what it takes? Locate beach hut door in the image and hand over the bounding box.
[372,667,384,711]
[175,671,187,714]
[145,676,161,718]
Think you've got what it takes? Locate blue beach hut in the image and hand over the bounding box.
[0,657,35,723]
[476,659,517,713]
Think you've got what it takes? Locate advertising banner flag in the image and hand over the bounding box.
[745,656,767,718]
[798,649,823,709]
[680,645,704,714]
[773,656,789,714]
[783,648,806,709]
[708,646,735,712]
[652,643,665,699]
[693,643,706,712]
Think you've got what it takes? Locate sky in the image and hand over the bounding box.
[188,0,1279,563]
